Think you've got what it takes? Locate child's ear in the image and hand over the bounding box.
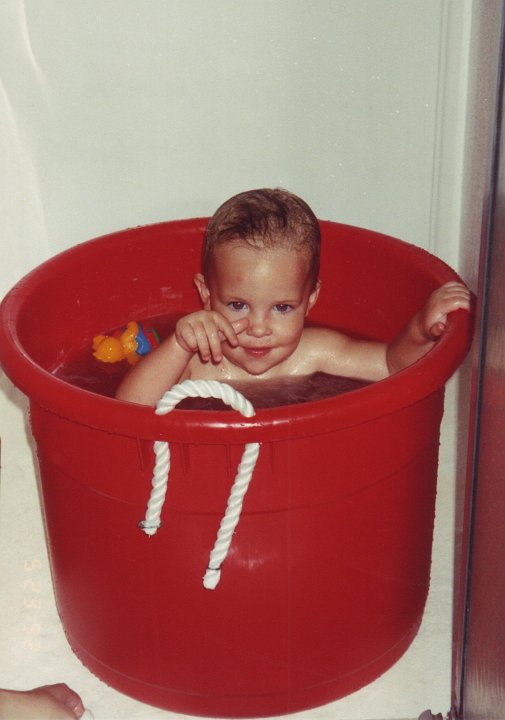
[194,273,211,309]
[306,280,321,316]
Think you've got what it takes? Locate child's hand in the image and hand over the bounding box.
[419,281,471,340]
[0,684,85,718]
[175,310,248,363]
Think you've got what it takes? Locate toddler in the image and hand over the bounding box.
[116,188,470,406]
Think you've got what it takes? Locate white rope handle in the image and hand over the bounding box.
[139,380,261,590]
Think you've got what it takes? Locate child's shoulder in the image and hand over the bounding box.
[296,326,353,371]
[301,325,350,349]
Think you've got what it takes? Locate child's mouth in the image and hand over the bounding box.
[244,347,272,358]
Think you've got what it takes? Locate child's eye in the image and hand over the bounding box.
[228,301,248,311]
[273,304,293,313]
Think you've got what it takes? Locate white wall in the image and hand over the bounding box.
[1,0,474,299]
[0,2,494,719]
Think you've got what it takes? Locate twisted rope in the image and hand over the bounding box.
[139,380,260,590]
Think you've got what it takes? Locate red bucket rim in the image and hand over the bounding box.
[0,219,473,442]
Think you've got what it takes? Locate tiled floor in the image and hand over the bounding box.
[0,372,459,720]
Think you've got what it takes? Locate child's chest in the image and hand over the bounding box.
[183,341,321,384]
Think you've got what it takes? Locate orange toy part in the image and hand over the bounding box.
[119,321,140,364]
[92,321,140,365]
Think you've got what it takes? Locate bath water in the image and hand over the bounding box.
[54,314,370,408]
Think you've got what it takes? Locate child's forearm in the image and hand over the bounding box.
[385,313,435,375]
[115,335,192,406]
[386,281,471,374]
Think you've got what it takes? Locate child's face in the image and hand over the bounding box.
[196,242,320,376]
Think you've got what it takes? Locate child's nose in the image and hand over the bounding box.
[247,312,271,338]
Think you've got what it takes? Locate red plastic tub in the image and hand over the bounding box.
[0,219,472,717]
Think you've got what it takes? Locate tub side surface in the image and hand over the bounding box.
[30,388,443,717]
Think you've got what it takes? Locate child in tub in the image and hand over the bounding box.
[116,188,470,406]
